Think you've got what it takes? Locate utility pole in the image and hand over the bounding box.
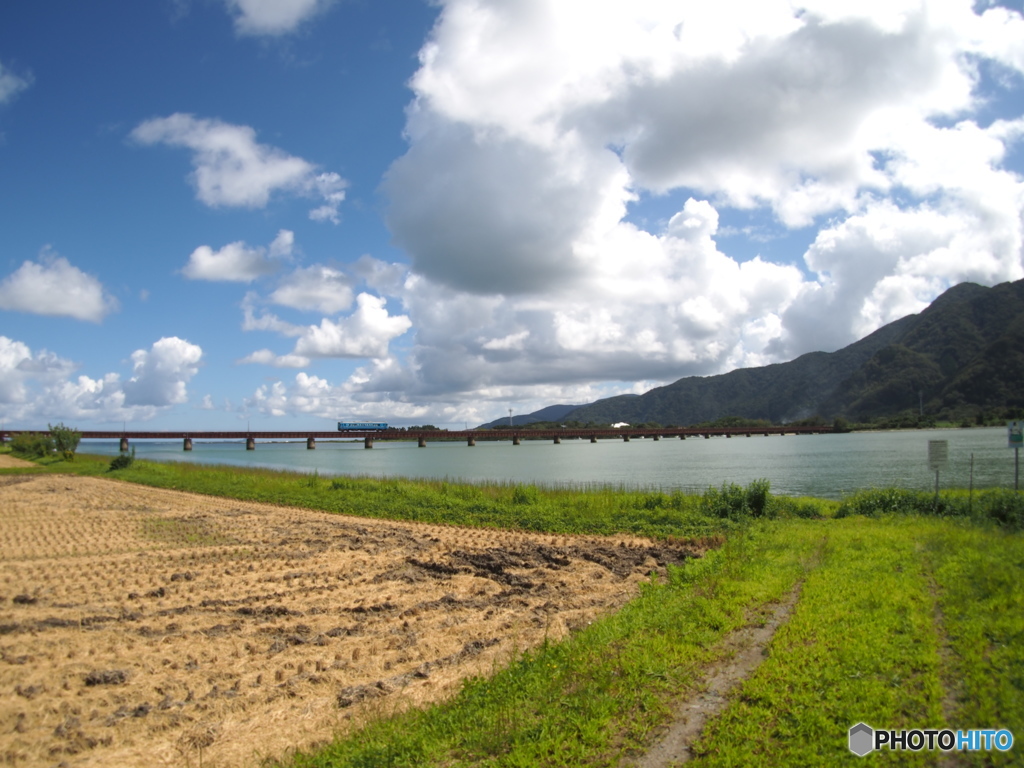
[509,408,513,428]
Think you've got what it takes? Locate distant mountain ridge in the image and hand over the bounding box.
[477,403,596,429]
[482,279,1024,427]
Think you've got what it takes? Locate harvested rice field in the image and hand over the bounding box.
[0,475,701,767]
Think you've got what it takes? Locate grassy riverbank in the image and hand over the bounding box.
[3,453,1023,765]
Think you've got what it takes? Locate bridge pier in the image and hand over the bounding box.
[679,434,686,440]
[183,437,192,451]
[590,435,598,443]
[726,433,732,438]
[419,436,427,448]
[653,434,660,441]
[364,437,373,449]
[623,434,630,442]
[307,437,315,450]
[512,435,520,446]
[553,435,561,444]
[703,434,710,439]
[119,437,129,452]
[246,437,255,450]
[467,436,476,446]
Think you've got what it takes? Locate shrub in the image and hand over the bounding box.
[108,447,135,472]
[745,478,772,517]
[10,432,54,458]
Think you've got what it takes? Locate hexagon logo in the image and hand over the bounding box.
[849,722,874,756]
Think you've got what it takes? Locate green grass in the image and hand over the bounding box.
[921,522,1024,766]
[690,516,1024,765]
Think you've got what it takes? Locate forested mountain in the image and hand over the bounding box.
[495,279,1024,428]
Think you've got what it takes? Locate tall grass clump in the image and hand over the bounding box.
[701,479,776,520]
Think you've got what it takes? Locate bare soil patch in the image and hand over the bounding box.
[0,475,704,767]
[0,455,36,469]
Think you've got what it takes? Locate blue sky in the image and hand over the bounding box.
[1,0,1023,431]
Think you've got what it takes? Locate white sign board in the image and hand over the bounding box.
[1010,421,1023,449]
[928,440,949,470]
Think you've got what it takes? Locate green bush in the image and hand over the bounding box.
[108,447,135,472]
[10,432,54,458]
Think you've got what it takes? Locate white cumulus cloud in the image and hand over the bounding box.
[292,294,412,359]
[183,230,294,282]
[123,337,204,407]
[0,336,203,423]
[0,251,118,322]
[268,263,354,314]
[131,114,346,219]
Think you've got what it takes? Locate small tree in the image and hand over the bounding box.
[48,422,81,461]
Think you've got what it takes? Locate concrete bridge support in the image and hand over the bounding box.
[512,435,520,446]
[703,434,710,439]
[623,434,630,442]
[246,437,255,450]
[679,434,686,440]
[468,436,476,446]
[364,437,373,449]
[119,437,129,452]
[183,437,193,451]
[307,437,316,450]
[590,435,598,443]
[553,435,561,444]
[418,436,427,448]
[653,434,660,441]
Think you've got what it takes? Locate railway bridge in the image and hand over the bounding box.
[2,425,836,451]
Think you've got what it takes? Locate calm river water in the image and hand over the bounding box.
[80,427,1020,500]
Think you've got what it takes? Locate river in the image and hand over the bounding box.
[78,427,1020,500]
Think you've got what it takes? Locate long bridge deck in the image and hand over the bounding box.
[2,425,835,450]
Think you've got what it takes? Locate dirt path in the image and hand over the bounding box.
[0,475,704,767]
[0,455,35,469]
[628,586,802,767]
